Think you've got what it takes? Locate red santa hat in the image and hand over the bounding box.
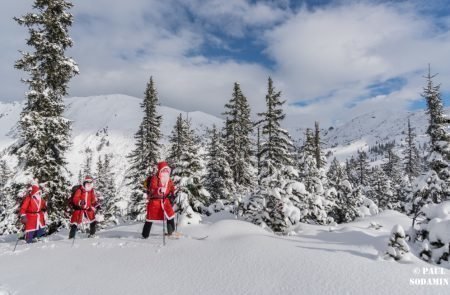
[157,161,170,173]
[30,184,40,197]
[83,175,94,183]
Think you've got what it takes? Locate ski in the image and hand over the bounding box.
[187,235,208,240]
[171,232,208,240]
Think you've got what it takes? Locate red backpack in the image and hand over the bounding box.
[67,185,82,210]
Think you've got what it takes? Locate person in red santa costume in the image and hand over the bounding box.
[142,161,176,239]
[19,178,47,243]
[68,176,98,239]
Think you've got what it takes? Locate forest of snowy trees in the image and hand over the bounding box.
[0,0,449,267]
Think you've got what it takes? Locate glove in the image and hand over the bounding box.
[20,215,27,224]
[158,187,166,195]
[79,200,86,207]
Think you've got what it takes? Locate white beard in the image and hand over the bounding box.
[34,192,42,200]
[84,183,93,191]
[160,171,170,186]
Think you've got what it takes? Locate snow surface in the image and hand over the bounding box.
[0,211,448,295]
[320,107,437,164]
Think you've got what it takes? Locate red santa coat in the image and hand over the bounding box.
[146,162,176,222]
[19,185,47,233]
[70,186,98,225]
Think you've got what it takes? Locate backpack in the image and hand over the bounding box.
[68,185,82,210]
[143,175,153,192]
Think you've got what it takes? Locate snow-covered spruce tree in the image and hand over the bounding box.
[0,160,17,234]
[409,68,450,227]
[126,77,162,220]
[382,148,403,211]
[327,158,361,223]
[168,114,185,163]
[382,148,402,185]
[355,150,370,187]
[399,119,421,213]
[168,114,210,224]
[403,118,421,180]
[418,67,450,204]
[242,77,303,232]
[345,156,360,188]
[298,129,315,191]
[297,128,330,224]
[314,121,327,170]
[0,189,19,235]
[411,68,450,264]
[385,224,410,261]
[95,154,120,225]
[127,122,147,219]
[256,126,262,184]
[13,0,78,231]
[204,125,234,204]
[223,82,255,190]
[81,147,93,178]
[366,166,394,210]
[0,160,12,189]
[326,158,346,188]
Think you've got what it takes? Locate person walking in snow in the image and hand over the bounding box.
[142,161,176,239]
[69,176,99,239]
[19,179,47,243]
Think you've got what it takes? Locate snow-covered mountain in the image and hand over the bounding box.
[0,94,223,203]
[319,108,435,164]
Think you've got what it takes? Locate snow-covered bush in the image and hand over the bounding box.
[174,191,203,225]
[207,199,237,215]
[417,201,450,264]
[358,196,379,217]
[385,224,410,261]
[327,180,362,224]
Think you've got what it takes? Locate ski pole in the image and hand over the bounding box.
[162,197,166,246]
[72,215,81,247]
[174,192,178,232]
[72,226,77,247]
[72,210,83,247]
[13,225,24,252]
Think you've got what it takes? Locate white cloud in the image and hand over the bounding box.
[2,0,450,134]
[70,56,269,117]
[64,0,273,117]
[266,2,450,128]
[0,1,33,101]
[181,0,291,37]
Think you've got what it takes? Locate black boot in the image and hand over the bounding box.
[68,225,77,239]
[142,222,152,239]
[167,219,175,236]
[88,221,97,238]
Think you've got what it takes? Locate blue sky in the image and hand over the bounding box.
[1,0,450,128]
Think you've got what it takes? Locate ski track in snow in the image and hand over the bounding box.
[0,211,449,295]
